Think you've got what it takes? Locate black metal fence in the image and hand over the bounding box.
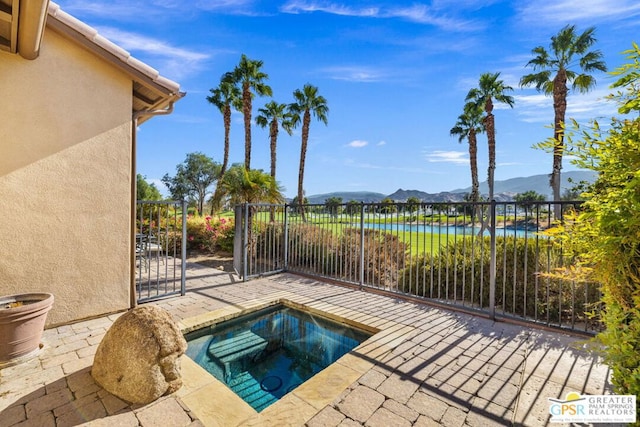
[135,200,187,303]
[234,201,602,334]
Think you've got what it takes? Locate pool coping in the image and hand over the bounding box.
[176,292,415,426]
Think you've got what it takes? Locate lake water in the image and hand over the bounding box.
[361,222,543,238]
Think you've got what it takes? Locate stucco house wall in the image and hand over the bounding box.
[0,29,134,326]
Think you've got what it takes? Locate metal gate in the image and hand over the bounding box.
[135,200,187,303]
[233,203,286,279]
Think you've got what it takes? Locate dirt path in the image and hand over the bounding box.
[186,250,234,272]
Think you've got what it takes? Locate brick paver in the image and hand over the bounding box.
[366,407,411,427]
[0,264,616,426]
[336,385,385,423]
[136,397,192,427]
[306,406,345,427]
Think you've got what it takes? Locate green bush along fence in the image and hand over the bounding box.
[234,201,602,334]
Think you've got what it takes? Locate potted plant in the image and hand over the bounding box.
[0,293,54,366]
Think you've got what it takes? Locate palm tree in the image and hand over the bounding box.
[256,101,293,190]
[221,165,284,254]
[520,25,606,215]
[221,164,284,206]
[288,84,329,221]
[466,72,514,203]
[450,102,485,204]
[206,72,240,212]
[231,54,272,171]
[256,101,293,222]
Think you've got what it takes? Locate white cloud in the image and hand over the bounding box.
[193,0,264,16]
[61,0,259,17]
[517,0,640,25]
[386,4,482,30]
[98,27,208,62]
[377,140,387,146]
[281,1,380,17]
[321,66,387,83]
[280,0,480,31]
[347,140,368,148]
[59,1,150,19]
[515,88,617,123]
[426,150,469,164]
[96,27,211,80]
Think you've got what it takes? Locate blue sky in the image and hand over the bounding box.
[55,0,639,198]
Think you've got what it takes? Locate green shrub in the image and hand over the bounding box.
[399,235,599,325]
[541,43,640,418]
[286,222,337,275]
[335,228,409,288]
[282,224,409,285]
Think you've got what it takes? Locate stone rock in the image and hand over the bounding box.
[91,305,187,404]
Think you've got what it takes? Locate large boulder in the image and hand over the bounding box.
[91,306,187,404]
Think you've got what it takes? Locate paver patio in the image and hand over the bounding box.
[0,262,619,426]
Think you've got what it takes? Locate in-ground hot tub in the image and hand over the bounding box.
[184,303,372,411]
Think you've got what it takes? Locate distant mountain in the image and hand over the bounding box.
[451,170,597,198]
[385,189,516,203]
[305,171,597,204]
[306,191,387,204]
[386,189,476,203]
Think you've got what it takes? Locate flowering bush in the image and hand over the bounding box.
[186,215,234,253]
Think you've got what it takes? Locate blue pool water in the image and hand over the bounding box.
[184,305,372,412]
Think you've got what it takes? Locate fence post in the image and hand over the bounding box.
[283,204,289,271]
[359,202,365,288]
[180,200,187,296]
[489,199,496,320]
[232,205,241,277]
[243,203,249,281]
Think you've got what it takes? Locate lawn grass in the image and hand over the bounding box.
[249,213,463,256]
[244,210,539,256]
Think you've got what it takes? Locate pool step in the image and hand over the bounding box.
[207,330,268,382]
[207,330,268,364]
[228,371,277,412]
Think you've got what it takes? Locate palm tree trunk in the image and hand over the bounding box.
[551,69,568,219]
[211,105,232,215]
[298,111,310,222]
[485,115,496,202]
[469,130,480,203]
[243,82,252,170]
[270,119,278,223]
[484,99,496,236]
[469,129,486,236]
[222,105,231,176]
[270,119,278,181]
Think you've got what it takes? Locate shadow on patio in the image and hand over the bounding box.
[0,261,617,426]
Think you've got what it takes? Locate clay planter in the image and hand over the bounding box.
[0,293,54,365]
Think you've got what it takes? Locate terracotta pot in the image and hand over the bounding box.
[0,293,54,364]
